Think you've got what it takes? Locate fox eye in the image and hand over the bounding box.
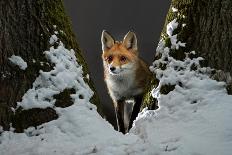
[107,55,113,62]
[120,56,127,62]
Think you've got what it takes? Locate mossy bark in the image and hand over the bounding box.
[141,0,232,110]
[163,0,232,73]
[0,0,101,132]
[141,77,159,110]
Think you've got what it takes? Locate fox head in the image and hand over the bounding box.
[101,30,139,75]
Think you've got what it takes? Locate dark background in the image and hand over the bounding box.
[63,0,171,126]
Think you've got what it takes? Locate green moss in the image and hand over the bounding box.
[141,76,160,110]
[165,37,172,47]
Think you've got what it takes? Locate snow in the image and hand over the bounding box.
[167,19,178,37]
[133,89,232,154]
[0,103,154,155]
[182,23,186,27]
[166,19,186,49]
[17,41,92,110]
[142,55,232,154]
[146,17,232,154]
[49,34,58,45]
[8,55,27,70]
[172,7,178,12]
[1,20,232,155]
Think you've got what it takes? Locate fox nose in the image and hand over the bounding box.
[110,66,116,72]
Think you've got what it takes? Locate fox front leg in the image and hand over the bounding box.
[114,100,126,134]
[129,95,143,130]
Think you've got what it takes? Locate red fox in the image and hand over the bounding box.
[101,30,152,133]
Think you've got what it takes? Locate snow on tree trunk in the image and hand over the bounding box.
[0,0,101,132]
[141,0,232,110]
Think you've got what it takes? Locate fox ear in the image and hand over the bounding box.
[123,31,137,51]
[101,30,115,51]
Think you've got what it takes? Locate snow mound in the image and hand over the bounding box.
[17,42,93,109]
[133,38,232,155]
[1,103,156,155]
[8,55,28,70]
[131,18,232,155]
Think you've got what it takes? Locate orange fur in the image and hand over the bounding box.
[102,42,151,87]
[102,43,138,65]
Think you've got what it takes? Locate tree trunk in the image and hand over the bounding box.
[141,0,232,110]
[0,0,101,132]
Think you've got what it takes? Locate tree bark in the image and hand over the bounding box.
[141,0,232,110]
[0,0,101,132]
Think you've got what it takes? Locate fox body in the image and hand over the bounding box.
[101,30,152,133]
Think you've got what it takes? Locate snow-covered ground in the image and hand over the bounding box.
[1,19,232,155]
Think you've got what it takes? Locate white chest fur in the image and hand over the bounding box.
[106,71,143,101]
